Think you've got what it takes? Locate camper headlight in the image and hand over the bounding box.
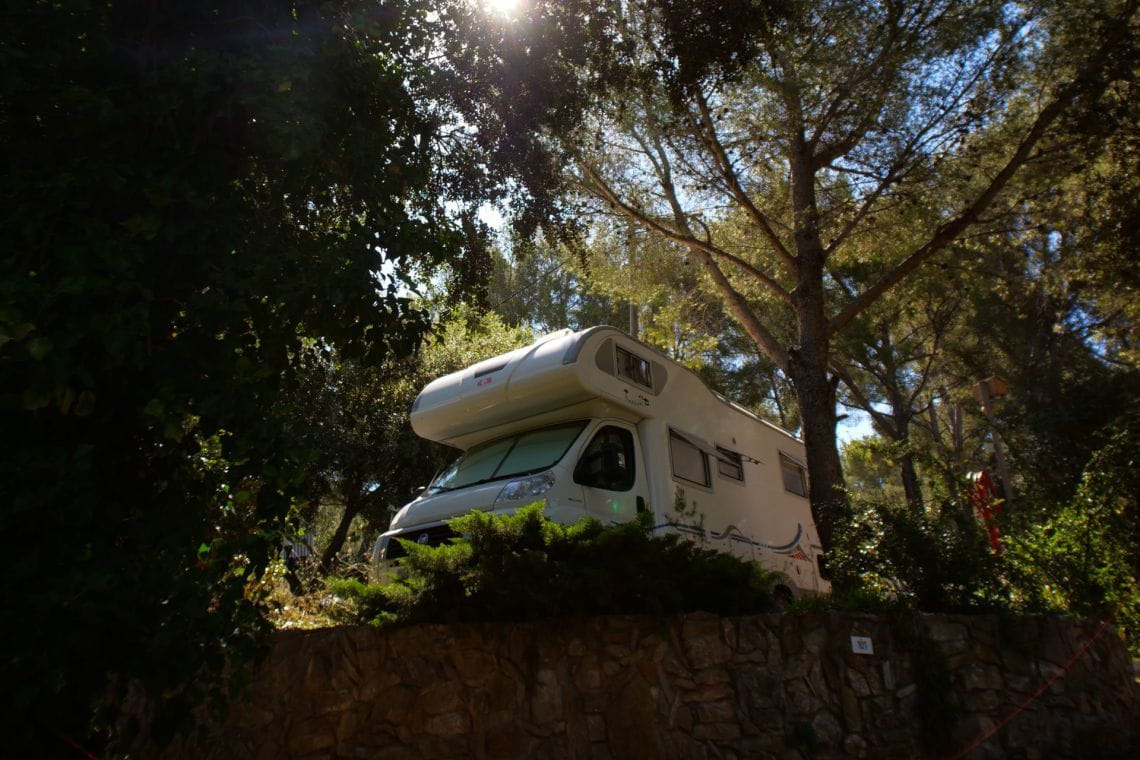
[495,471,556,503]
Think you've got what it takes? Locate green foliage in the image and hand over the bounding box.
[284,308,532,571]
[1003,412,1140,655]
[829,496,1009,613]
[787,586,908,616]
[819,412,1139,660]
[331,503,780,625]
[0,1,494,753]
[841,436,911,503]
[488,243,627,333]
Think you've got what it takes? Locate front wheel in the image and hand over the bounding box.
[772,585,794,612]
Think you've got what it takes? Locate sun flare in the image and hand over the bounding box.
[485,0,522,18]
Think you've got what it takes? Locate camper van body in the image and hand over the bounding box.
[376,326,830,596]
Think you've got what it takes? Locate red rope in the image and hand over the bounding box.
[54,730,101,760]
[944,615,1115,760]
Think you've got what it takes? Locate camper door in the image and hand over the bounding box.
[572,421,649,522]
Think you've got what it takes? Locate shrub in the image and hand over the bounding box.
[828,495,1009,613]
[1003,411,1140,655]
[330,503,780,625]
[821,412,1139,657]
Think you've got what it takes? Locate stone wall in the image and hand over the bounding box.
[164,614,1137,759]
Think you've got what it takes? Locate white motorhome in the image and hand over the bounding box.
[375,326,830,597]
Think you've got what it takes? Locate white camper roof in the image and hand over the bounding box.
[410,326,801,449]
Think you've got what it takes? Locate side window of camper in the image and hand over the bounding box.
[780,453,808,497]
[574,426,636,491]
[670,430,711,488]
[616,346,652,389]
[716,447,744,481]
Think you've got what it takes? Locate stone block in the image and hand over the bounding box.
[960,663,1003,692]
[285,716,338,755]
[667,674,696,690]
[734,670,781,712]
[693,722,742,741]
[951,714,1001,759]
[805,659,834,699]
[670,702,694,731]
[449,648,498,686]
[968,689,1001,712]
[681,682,734,703]
[684,630,730,668]
[647,639,670,665]
[424,711,470,737]
[482,672,523,713]
[531,668,565,724]
[598,616,627,640]
[810,711,842,750]
[660,733,705,759]
[587,742,614,760]
[695,700,736,723]
[843,732,869,758]
[784,679,816,715]
[1005,672,1033,694]
[695,667,732,685]
[847,668,872,697]
[417,682,464,715]
[483,726,535,758]
[157,614,1140,760]
[605,674,663,759]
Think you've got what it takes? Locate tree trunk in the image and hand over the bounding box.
[319,494,363,573]
[899,445,924,515]
[786,143,849,559]
[788,352,848,556]
[887,395,924,514]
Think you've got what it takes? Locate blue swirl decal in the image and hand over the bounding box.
[653,521,804,553]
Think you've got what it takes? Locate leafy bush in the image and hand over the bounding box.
[330,503,780,625]
[828,495,1009,613]
[819,412,1139,657]
[1003,411,1140,655]
[787,586,908,616]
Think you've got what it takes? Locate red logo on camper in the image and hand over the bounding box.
[476,376,494,387]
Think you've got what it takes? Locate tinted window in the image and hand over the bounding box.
[574,426,636,491]
[616,346,652,388]
[780,453,808,497]
[670,430,710,487]
[716,447,744,481]
[430,421,587,493]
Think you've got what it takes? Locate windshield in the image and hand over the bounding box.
[429,421,587,494]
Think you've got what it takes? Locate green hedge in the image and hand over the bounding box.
[331,503,780,625]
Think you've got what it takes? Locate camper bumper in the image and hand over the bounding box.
[372,521,456,562]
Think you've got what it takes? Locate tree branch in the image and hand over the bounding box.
[578,162,793,305]
[578,163,792,369]
[832,361,898,439]
[828,8,1137,337]
[690,89,798,272]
